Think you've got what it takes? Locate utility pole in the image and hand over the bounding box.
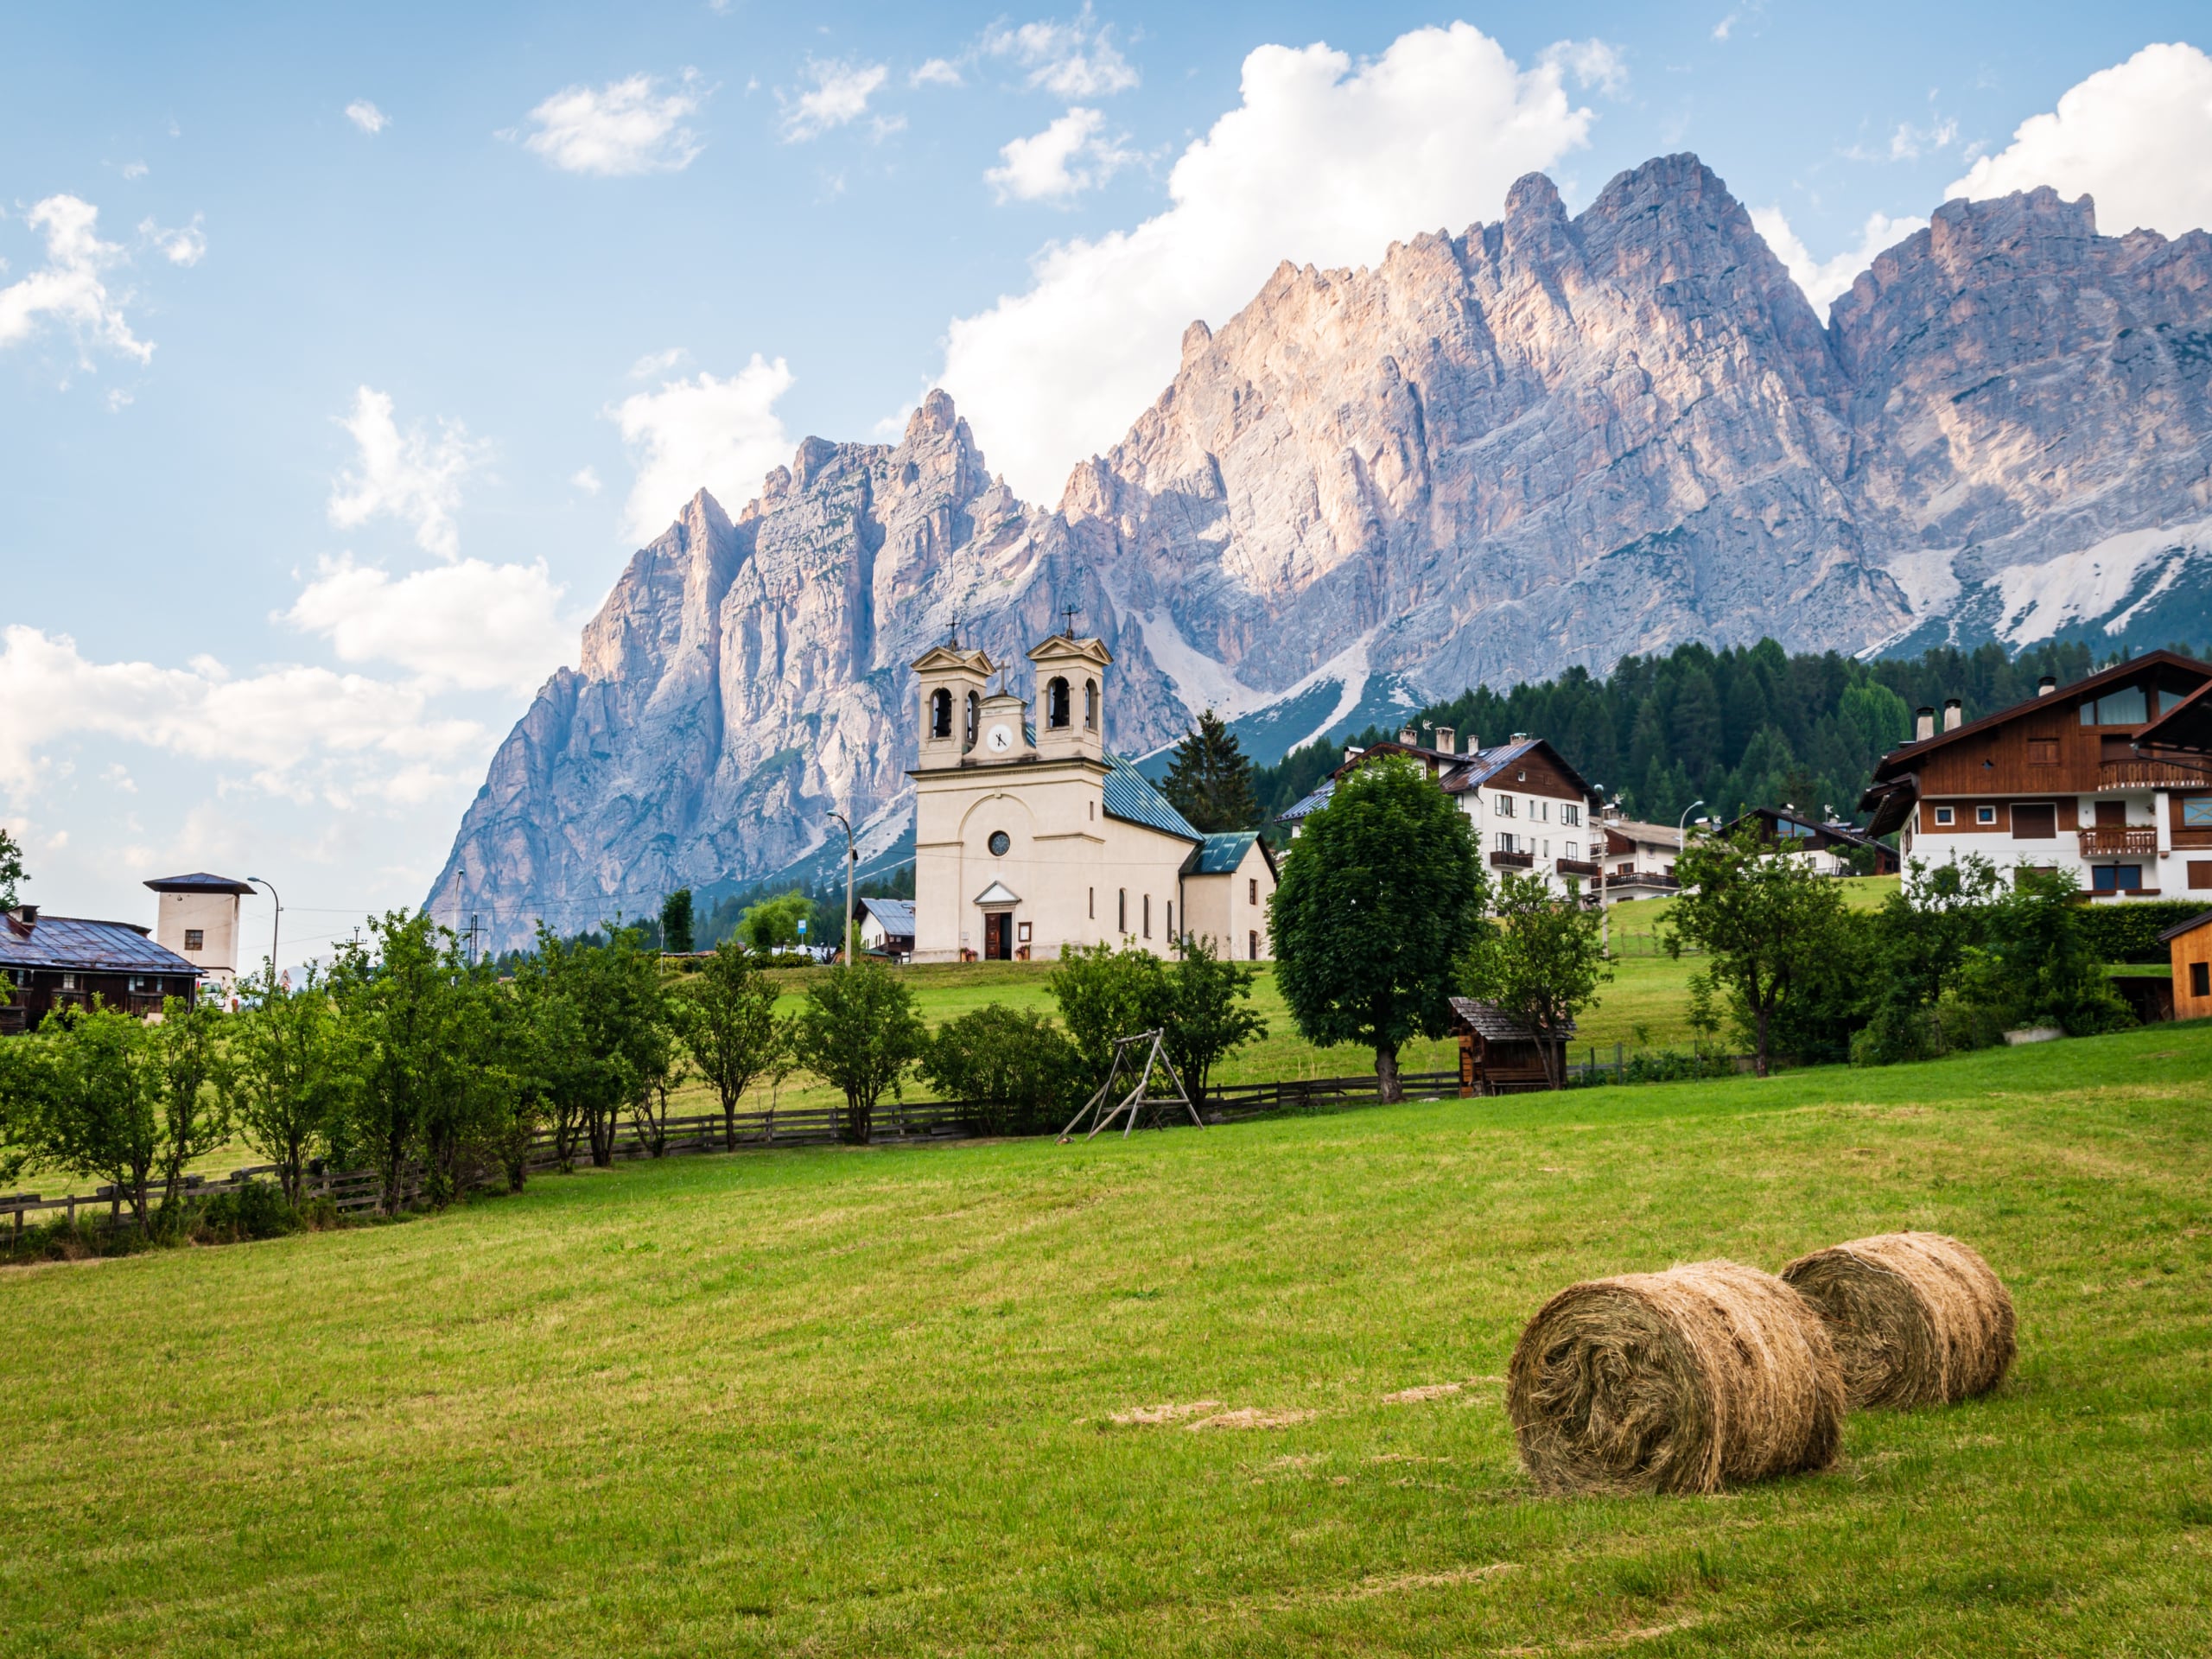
[829,810,856,963]
[248,875,281,987]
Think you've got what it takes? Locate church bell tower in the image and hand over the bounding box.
[1027,632,1111,764]
[912,641,995,770]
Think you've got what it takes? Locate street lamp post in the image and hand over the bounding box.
[248,875,281,988]
[828,811,856,963]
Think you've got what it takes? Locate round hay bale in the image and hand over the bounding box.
[1506,1261,1845,1496]
[1779,1232,2014,1409]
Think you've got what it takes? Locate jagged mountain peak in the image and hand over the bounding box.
[429,153,2212,947]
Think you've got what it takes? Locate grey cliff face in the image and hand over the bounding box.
[429,153,2212,945]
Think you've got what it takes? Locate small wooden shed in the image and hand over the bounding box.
[2162,910,2212,1021]
[1447,996,1575,1095]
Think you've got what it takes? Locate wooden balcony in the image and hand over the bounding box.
[1554,857,1599,878]
[1489,849,1535,869]
[2078,826,2157,857]
[2100,758,2209,787]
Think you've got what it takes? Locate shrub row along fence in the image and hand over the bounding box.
[3,1052,1754,1240]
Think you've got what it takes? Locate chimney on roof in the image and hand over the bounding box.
[1398,725,1417,746]
[2037,675,2056,697]
[1915,705,1936,741]
[1343,745,1363,766]
[1943,698,1963,732]
[10,906,35,926]
[1434,726,1456,755]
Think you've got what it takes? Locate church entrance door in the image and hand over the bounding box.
[982,912,1013,960]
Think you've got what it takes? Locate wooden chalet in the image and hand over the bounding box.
[1,906,201,1034]
[1447,995,1574,1094]
[2164,910,2212,1022]
[1859,651,2212,900]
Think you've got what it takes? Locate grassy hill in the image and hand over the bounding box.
[7,1018,2208,1655]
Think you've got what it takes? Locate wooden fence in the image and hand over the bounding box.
[3,1051,1749,1242]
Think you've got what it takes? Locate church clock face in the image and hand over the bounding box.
[986,723,1014,753]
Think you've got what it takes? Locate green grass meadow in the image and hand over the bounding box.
[6,1013,2209,1656]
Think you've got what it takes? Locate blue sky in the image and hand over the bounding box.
[5,2,2209,963]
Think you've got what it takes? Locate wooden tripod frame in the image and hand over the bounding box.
[1058,1028,1205,1141]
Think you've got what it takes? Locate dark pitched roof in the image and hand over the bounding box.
[2137,676,2212,755]
[1103,752,1204,842]
[1867,649,2212,784]
[0,915,201,974]
[856,897,915,936]
[1274,736,1600,828]
[1447,995,1577,1041]
[143,872,257,895]
[1182,831,1261,875]
[1274,779,1337,824]
[2158,909,2212,944]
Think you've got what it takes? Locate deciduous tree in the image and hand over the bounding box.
[671,938,785,1149]
[792,960,925,1144]
[1160,934,1267,1101]
[1460,870,1611,1089]
[1270,755,1485,1101]
[219,966,363,1207]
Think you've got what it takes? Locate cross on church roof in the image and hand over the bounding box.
[1060,603,1079,638]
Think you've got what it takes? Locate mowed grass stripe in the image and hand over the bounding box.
[3,1020,2208,1656]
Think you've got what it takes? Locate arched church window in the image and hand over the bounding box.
[929,687,952,739]
[1046,677,1071,728]
[1084,677,1098,730]
[964,690,981,748]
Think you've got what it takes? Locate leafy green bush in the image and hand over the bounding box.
[2073,900,2208,963]
[194,1179,298,1243]
[1618,1049,1734,1084]
[920,1005,1083,1135]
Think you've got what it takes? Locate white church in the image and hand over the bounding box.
[906,631,1275,963]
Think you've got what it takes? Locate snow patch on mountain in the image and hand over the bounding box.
[1992,518,2212,645]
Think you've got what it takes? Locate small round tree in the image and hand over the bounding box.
[1269,754,1485,1100]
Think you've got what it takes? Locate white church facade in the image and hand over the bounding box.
[908,632,1275,963]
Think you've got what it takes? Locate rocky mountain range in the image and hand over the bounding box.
[428,151,2212,946]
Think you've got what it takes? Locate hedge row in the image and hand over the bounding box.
[2075,900,2211,963]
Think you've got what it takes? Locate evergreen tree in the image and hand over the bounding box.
[659,888,696,955]
[1161,709,1260,832]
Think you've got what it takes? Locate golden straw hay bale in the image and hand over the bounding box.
[1506,1261,1845,1496]
[1779,1232,2015,1410]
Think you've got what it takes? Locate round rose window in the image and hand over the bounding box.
[988,830,1010,855]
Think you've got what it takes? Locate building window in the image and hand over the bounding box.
[2189,861,2212,890]
[1565,841,1579,861]
[1562,804,1580,826]
[1142,894,1151,938]
[2078,685,2148,726]
[988,830,1010,856]
[1533,799,1549,823]
[60,973,78,991]
[929,688,952,738]
[1248,876,1258,905]
[2028,739,2058,766]
[1046,676,1071,729]
[2013,804,2057,840]
[1249,928,1259,960]
[1166,901,1173,939]
[1495,794,1516,817]
[1084,678,1097,730]
[2183,796,2212,829]
[2194,962,2211,998]
[1118,888,1126,931]
[964,691,981,747]
[2091,865,2144,892]
[1976,805,1997,825]
[1089,887,1096,918]
[1497,831,1518,855]
[1933,806,1955,826]
[184,928,205,950]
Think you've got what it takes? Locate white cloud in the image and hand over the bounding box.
[520,73,705,175]
[987,107,1135,203]
[1946,41,2212,238]
[1540,39,1629,97]
[327,387,488,561]
[1848,113,1958,163]
[939,22,1597,501]
[611,357,795,543]
[345,99,390,135]
[105,388,133,411]
[781,59,889,142]
[570,465,602,494]
[138,213,207,266]
[984,7,1138,98]
[629,346,686,378]
[121,161,149,180]
[0,625,485,802]
[1751,207,1928,310]
[0,194,152,365]
[911,58,964,88]
[282,556,572,695]
[1713,14,1738,42]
